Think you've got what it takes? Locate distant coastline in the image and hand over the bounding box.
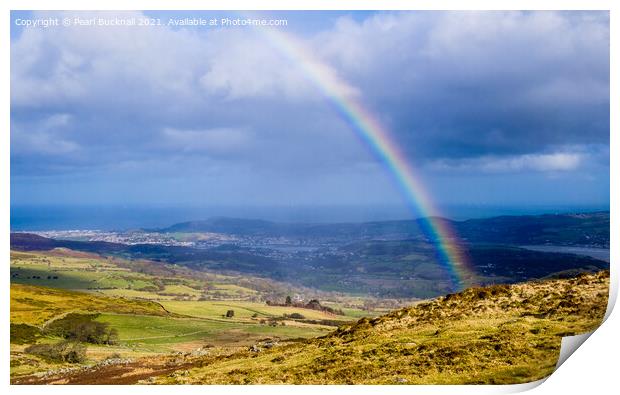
[520,245,610,262]
[10,204,610,232]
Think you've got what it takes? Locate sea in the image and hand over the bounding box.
[10,204,610,231]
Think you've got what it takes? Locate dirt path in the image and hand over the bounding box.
[11,357,202,385]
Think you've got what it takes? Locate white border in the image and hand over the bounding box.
[2,1,617,395]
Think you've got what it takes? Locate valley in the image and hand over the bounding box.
[11,269,609,384]
[10,248,390,381]
[11,212,610,298]
[9,211,610,384]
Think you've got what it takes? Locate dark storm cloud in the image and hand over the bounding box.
[315,11,609,163]
[10,10,609,206]
[11,11,374,181]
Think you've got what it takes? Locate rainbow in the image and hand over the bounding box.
[258,25,476,290]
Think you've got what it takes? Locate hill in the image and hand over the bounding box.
[12,270,608,384]
[455,211,609,247]
[10,231,609,298]
[155,270,609,385]
[158,211,609,247]
[10,283,172,326]
[10,250,385,381]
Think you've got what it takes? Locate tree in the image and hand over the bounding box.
[44,313,118,344]
[285,296,292,305]
[105,328,119,345]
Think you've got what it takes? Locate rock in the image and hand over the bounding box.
[169,369,190,378]
[248,344,261,353]
[189,347,210,357]
[96,357,133,367]
[262,341,278,349]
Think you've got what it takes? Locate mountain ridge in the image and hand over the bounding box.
[157,211,609,247]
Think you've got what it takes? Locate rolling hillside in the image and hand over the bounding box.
[10,283,172,326]
[12,270,609,385]
[155,270,609,385]
[10,225,609,298]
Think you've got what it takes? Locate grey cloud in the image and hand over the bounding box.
[429,152,583,173]
[10,10,610,207]
[316,11,609,162]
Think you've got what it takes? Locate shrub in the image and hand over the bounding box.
[25,341,87,363]
[10,323,42,344]
[225,310,235,318]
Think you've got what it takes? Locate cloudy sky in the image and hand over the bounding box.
[10,10,610,217]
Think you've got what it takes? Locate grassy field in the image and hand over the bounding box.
[96,313,330,351]
[10,282,343,376]
[11,251,163,293]
[161,300,354,321]
[10,250,259,301]
[10,281,345,345]
[152,271,609,385]
[10,264,609,384]
[10,249,374,379]
[10,283,170,326]
[11,270,609,385]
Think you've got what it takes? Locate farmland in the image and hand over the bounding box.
[11,270,609,385]
[10,248,380,379]
[9,211,610,384]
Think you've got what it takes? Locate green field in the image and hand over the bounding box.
[154,271,610,385]
[10,251,264,301]
[95,313,331,351]
[10,249,373,378]
[10,249,609,385]
[10,283,170,326]
[161,300,355,321]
